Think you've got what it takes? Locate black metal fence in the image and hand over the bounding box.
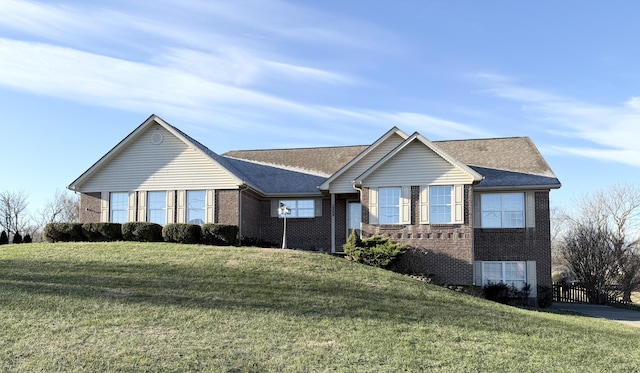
[552,283,632,305]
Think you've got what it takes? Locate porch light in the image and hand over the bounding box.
[278,202,290,249]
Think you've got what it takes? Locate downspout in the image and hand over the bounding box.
[331,193,336,253]
[353,183,364,239]
[238,183,248,246]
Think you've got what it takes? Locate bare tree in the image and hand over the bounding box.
[0,189,30,239]
[561,184,640,302]
[40,189,80,224]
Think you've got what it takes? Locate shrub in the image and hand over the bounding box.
[12,232,23,244]
[44,223,85,242]
[0,231,8,245]
[483,282,532,306]
[240,236,277,248]
[23,234,32,244]
[537,285,553,308]
[162,223,201,244]
[82,223,123,242]
[121,222,163,242]
[202,224,239,246]
[343,232,408,268]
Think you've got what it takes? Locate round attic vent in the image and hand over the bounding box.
[151,132,164,145]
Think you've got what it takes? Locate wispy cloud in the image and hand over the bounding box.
[471,73,640,167]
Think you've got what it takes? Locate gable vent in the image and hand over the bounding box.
[151,132,164,145]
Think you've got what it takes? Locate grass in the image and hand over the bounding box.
[0,242,639,372]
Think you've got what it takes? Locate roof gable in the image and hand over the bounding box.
[355,133,484,186]
[68,115,245,192]
[317,127,409,191]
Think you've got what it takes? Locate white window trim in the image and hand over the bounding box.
[378,187,401,224]
[147,191,167,225]
[479,192,526,228]
[481,261,527,288]
[278,199,317,218]
[109,192,128,224]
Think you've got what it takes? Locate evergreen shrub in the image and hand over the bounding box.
[121,222,163,242]
[44,223,85,242]
[23,234,32,244]
[82,223,123,242]
[0,231,8,245]
[201,224,238,246]
[12,232,23,244]
[343,230,408,268]
[162,223,201,244]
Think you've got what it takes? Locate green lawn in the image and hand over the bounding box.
[0,242,639,372]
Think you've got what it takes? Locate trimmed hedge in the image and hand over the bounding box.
[44,223,85,242]
[121,222,163,242]
[82,223,123,242]
[202,224,238,246]
[162,223,201,244]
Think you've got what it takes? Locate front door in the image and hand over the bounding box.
[347,201,361,238]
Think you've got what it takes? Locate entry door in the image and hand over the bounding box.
[347,201,361,238]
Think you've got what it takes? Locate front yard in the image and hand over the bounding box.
[1,242,639,372]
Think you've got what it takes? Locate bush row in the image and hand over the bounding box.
[0,230,32,244]
[44,222,238,246]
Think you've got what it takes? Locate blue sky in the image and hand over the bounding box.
[1,0,639,216]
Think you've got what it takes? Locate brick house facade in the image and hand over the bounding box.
[69,115,560,291]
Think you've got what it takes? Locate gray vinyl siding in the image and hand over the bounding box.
[78,124,239,192]
[363,141,474,187]
[329,133,406,193]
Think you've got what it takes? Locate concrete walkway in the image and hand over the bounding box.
[552,302,640,328]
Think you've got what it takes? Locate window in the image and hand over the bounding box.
[147,191,166,225]
[110,192,128,224]
[481,193,524,228]
[482,261,526,288]
[378,187,401,224]
[279,199,315,218]
[430,186,452,224]
[187,190,206,225]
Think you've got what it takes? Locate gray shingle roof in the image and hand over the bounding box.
[222,136,560,192]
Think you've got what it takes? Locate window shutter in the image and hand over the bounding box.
[526,261,537,298]
[401,186,411,224]
[166,190,175,224]
[473,193,482,227]
[369,188,378,225]
[176,190,186,223]
[525,192,536,228]
[101,192,110,222]
[473,261,483,286]
[137,192,147,222]
[128,192,137,222]
[314,199,323,217]
[419,186,429,224]
[271,200,279,217]
[453,185,464,224]
[206,190,215,223]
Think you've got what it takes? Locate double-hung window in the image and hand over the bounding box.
[481,193,524,228]
[378,187,401,224]
[482,261,526,289]
[110,192,128,224]
[430,186,452,224]
[279,200,315,218]
[187,190,206,225]
[147,191,166,225]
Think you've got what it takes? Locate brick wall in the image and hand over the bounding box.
[240,190,262,240]
[79,192,101,223]
[473,191,552,287]
[216,190,239,225]
[258,198,333,251]
[362,186,474,285]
